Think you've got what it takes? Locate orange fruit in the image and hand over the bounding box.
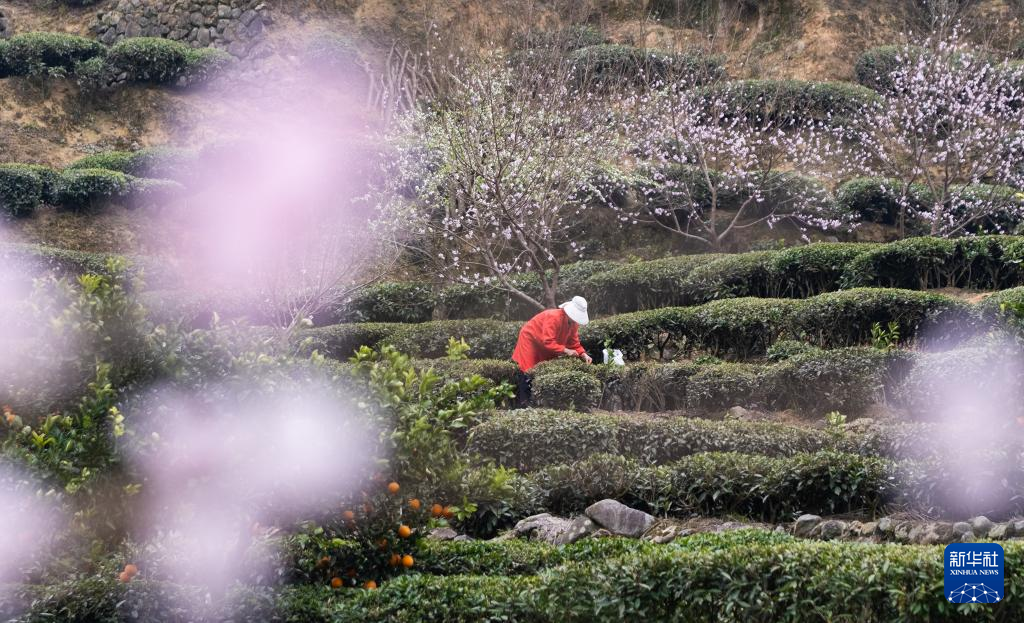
[409,498,421,511]
[364,580,377,590]
[397,525,412,539]
[342,510,355,521]
[346,568,357,578]
[389,553,401,567]
[123,564,138,577]
[118,571,131,583]
[431,503,444,517]
[442,507,454,519]
[377,538,388,549]
[317,556,330,569]
[387,482,400,494]
[401,554,414,568]
[330,577,343,589]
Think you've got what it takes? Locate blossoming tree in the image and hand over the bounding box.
[378,59,620,311]
[848,31,1024,237]
[620,80,853,251]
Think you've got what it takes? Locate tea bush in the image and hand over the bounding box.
[581,254,722,314]
[692,79,879,125]
[467,409,835,470]
[530,451,893,519]
[534,538,1024,622]
[0,32,106,77]
[841,236,1024,290]
[854,45,906,92]
[569,45,724,88]
[0,164,45,217]
[53,168,132,211]
[532,370,603,412]
[305,287,991,362]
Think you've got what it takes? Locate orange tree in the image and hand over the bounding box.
[288,343,512,588]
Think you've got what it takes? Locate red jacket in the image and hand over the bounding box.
[512,309,586,372]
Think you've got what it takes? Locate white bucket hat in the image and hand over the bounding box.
[559,296,590,326]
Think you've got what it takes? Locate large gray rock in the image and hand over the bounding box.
[859,521,879,537]
[511,513,579,544]
[817,520,846,540]
[989,523,1011,540]
[585,500,655,537]
[553,516,597,546]
[970,516,994,537]
[427,527,458,541]
[952,521,973,536]
[793,514,821,538]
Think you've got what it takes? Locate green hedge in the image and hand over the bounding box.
[569,44,724,88]
[52,168,132,211]
[836,177,1023,233]
[581,254,722,314]
[9,536,1023,622]
[67,147,197,180]
[841,236,1024,290]
[895,344,1024,421]
[0,32,106,77]
[304,287,985,362]
[520,347,891,415]
[0,165,45,218]
[529,450,1024,520]
[532,371,604,412]
[692,79,879,125]
[854,45,908,93]
[529,451,893,519]
[535,538,1024,622]
[468,409,834,470]
[150,237,1024,325]
[470,409,944,470]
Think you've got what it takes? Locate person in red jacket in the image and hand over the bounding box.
[512,296,592,407]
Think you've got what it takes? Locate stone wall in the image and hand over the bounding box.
[91,0,273,57]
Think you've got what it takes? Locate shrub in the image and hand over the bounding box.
[182,47,233,86]
[53,168,132,211]
[581,254,720,314]
[791,288,975,349]
[297,322,397,358]
[104,37,192,84]
[680,251,778,303]
[761,347,887,415]
[386,320,521,359]
[421,359,519,387]
[68,147,197,180]
[511,25,607,51]
[769,243,875,298]
[536,538,1024,622]
[531,451,893,519]
[841,236,1024,290]
[332,282,436,324]
[895,344,1024,421]
[569,44,724,88]
[834,177,917,226]
[532,370,603,411]
[692,79,879,125]
[0,164,45,217]
[0,32,106,76]
[332,574,538,623]
[468,409,837,471]
[854,45,904,92]
[98,38,231,87]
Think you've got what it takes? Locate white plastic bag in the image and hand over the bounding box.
[603,348,625,366]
